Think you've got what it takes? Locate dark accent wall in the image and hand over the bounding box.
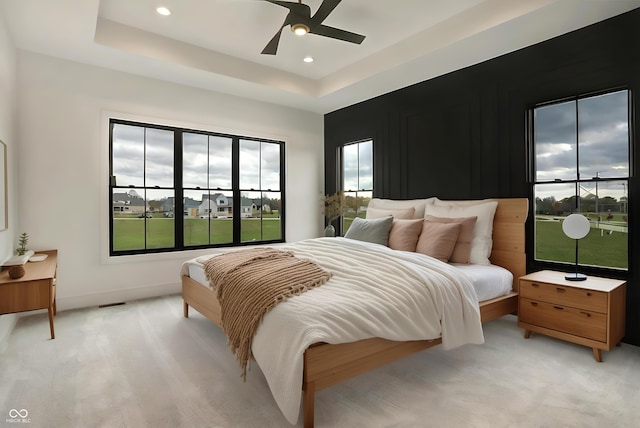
[325,9,640,345]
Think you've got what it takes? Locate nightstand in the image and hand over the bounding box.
[0,250,58,339]
[518,270,626,362]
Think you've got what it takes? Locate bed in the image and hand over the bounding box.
[181,197,528,427]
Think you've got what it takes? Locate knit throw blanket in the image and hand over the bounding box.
[204,247,332,379]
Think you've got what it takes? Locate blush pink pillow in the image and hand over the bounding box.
[415,221,462,262]
[424,215,478,264]
[388,219,424,252]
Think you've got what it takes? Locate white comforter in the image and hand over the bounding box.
[183,237,484,425]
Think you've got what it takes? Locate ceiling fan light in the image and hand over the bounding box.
[291,23,309,36]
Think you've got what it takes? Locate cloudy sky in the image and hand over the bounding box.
[112,124,281,203]
[343,140,373,191]
[239,139,281,191]
[534,89,629,201]
[112,124,173,188]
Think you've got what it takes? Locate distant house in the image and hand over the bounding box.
[240,197,253,217]
[198,193,229,218]
[197,193,253,218]
[162,197,175,214]
[112,191,146,213]
[121,193,253,218]
[250,198,272,213]
[162,196,199,217]
[183,197,201,217]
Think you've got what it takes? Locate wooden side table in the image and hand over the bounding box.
[0,250,58,339]
[518,270,626,362]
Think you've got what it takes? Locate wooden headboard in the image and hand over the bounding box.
[489,198,529,291]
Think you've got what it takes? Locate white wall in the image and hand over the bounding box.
[16,51,324,311]
[0,15,18,343]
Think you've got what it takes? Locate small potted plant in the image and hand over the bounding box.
[8,232,29,279]
[16,232,29,256]
[322,191,345,237]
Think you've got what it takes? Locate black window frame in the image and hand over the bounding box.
[340,138,374,235]
[527,88,631,273]
[109,119,286,256]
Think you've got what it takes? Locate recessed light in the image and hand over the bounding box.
[303,56,314,63]
[156,6,171,16]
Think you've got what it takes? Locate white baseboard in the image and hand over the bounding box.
[57,282,181,312]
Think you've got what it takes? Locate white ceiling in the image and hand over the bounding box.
[2,0,640,114]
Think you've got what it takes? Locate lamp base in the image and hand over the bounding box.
[565,272,587,281]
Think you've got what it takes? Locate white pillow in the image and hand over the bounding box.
[423,200,498,265]
[368,198,435,219]
[366,206,415,220]
[432,197,496,207]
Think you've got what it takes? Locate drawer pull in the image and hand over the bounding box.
[553,306,564,310]
[580,311,591,317]
[531,283,540,288]
[556,287,566,293]
[586,292,592,297]
[530,301,538,307]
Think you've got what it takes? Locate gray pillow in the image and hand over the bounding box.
[344,216,393,246]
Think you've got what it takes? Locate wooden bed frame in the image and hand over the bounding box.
[182,198,528,428]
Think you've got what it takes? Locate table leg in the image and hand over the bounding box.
[592,348,602,362]
[48,305,55,339]
[524,330,532,339]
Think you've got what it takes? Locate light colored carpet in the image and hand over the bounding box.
[1,294,639,428]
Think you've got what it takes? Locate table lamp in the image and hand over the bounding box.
[562,213,590,281]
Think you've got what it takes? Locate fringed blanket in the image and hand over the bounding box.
[204,247,332,379]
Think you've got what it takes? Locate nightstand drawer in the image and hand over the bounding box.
[520,280,607,313]
[520,298,606,342]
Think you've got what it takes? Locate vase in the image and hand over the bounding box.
[8,265,25,279]
[323,224,335,237]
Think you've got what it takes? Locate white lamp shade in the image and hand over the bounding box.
[562,214,590,239]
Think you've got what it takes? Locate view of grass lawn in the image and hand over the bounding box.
[114,212,627,271]
[535,219,627,269]
[342,213,366,233]
[113,217,281,251]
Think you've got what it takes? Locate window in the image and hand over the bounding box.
[342,139,373,233]
[530,89,629,270]
[110,120,285,255]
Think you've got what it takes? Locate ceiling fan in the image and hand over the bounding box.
[260,0,366,55]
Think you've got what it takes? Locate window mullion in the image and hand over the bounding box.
[232,137,240,243]
[175,130,184,250]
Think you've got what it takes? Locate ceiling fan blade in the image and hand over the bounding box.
[262,0,297,8]
[310,24,365,44]
[261,20,288,55]
[263,0,311,17]
[311,0,341,24]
